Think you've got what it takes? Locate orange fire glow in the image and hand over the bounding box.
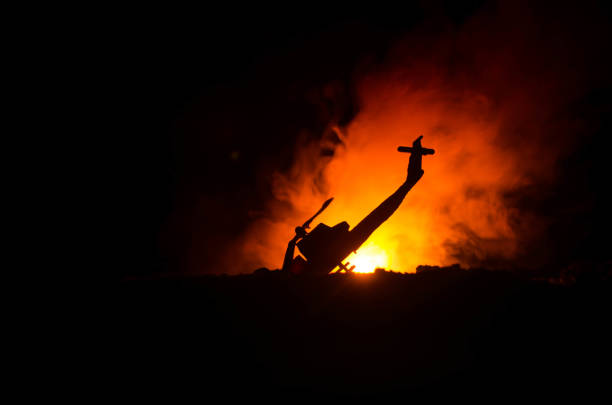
[335,241,390,273]
[234,5,579,274]
[237,70,568,273]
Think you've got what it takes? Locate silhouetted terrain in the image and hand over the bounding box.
[106,265,611,400]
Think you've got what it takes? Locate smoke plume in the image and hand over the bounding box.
[223,1,610,273]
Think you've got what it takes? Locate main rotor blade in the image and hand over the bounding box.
[302,197,334,228]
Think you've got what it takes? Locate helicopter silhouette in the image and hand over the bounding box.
[282,135,434,275]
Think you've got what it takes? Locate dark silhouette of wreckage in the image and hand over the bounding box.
[282,135,434,275]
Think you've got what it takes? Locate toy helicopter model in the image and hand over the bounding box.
[282,135,434,275]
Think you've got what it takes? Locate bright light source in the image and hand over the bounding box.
[337,242,390,273]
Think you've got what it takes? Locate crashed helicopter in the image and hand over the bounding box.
[282,135,434,275]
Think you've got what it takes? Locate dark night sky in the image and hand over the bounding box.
[104,1,612,279]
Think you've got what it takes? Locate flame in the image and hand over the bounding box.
[336,241,390,273]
